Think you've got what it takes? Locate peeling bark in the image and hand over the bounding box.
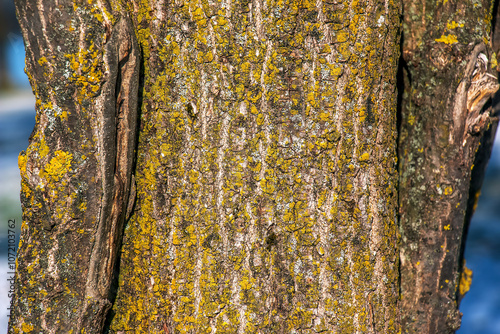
[82,14,140,331]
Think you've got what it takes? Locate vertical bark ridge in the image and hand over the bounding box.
[83,15,140,330]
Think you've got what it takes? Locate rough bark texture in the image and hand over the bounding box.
[15,0,500,333]
[398,0,499,332]
[10,2,139,333]
[11,0,401,333]
[110,0,400,332]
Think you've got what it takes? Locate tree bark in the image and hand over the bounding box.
[110,1,400,333]
[9,0,499,333]
[11,0,401,332]
[399,0,498,332]
[11,2,139,332]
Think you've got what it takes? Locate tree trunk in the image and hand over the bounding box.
[11,2,139,332]
[398,0,498,332]
[9,0,498,333]
[110,1,401,332]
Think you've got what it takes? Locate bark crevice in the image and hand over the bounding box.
[81,14,140,332]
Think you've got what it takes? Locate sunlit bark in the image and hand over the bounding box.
[399,1,498,332]
[9,0,499,333]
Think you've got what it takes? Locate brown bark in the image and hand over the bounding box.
[10,0,500,333]
[10,2,138,333]
[109,1,400,332]
[11,0,402,333]
[399,0,499,332]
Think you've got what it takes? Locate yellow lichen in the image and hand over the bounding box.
[18,153,27,173]
[444,186,453,195]
[359,152,370,162]
[435,34,458,44]
[446,20,463,30]
[459,262,473,296]
[21,323,34,332]
[44,151,73,181]
[37,57,48,66]
[473,191,481,211]
[109,0,401,331]
[407,113,415,125]
[39,138,50,158]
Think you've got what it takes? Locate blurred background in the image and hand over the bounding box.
[1,0,500,333]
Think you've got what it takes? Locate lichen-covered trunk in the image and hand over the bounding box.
[10,0,401,333]
[10,2,140,333]
[398,0,499,332]
[111,0,401,332]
